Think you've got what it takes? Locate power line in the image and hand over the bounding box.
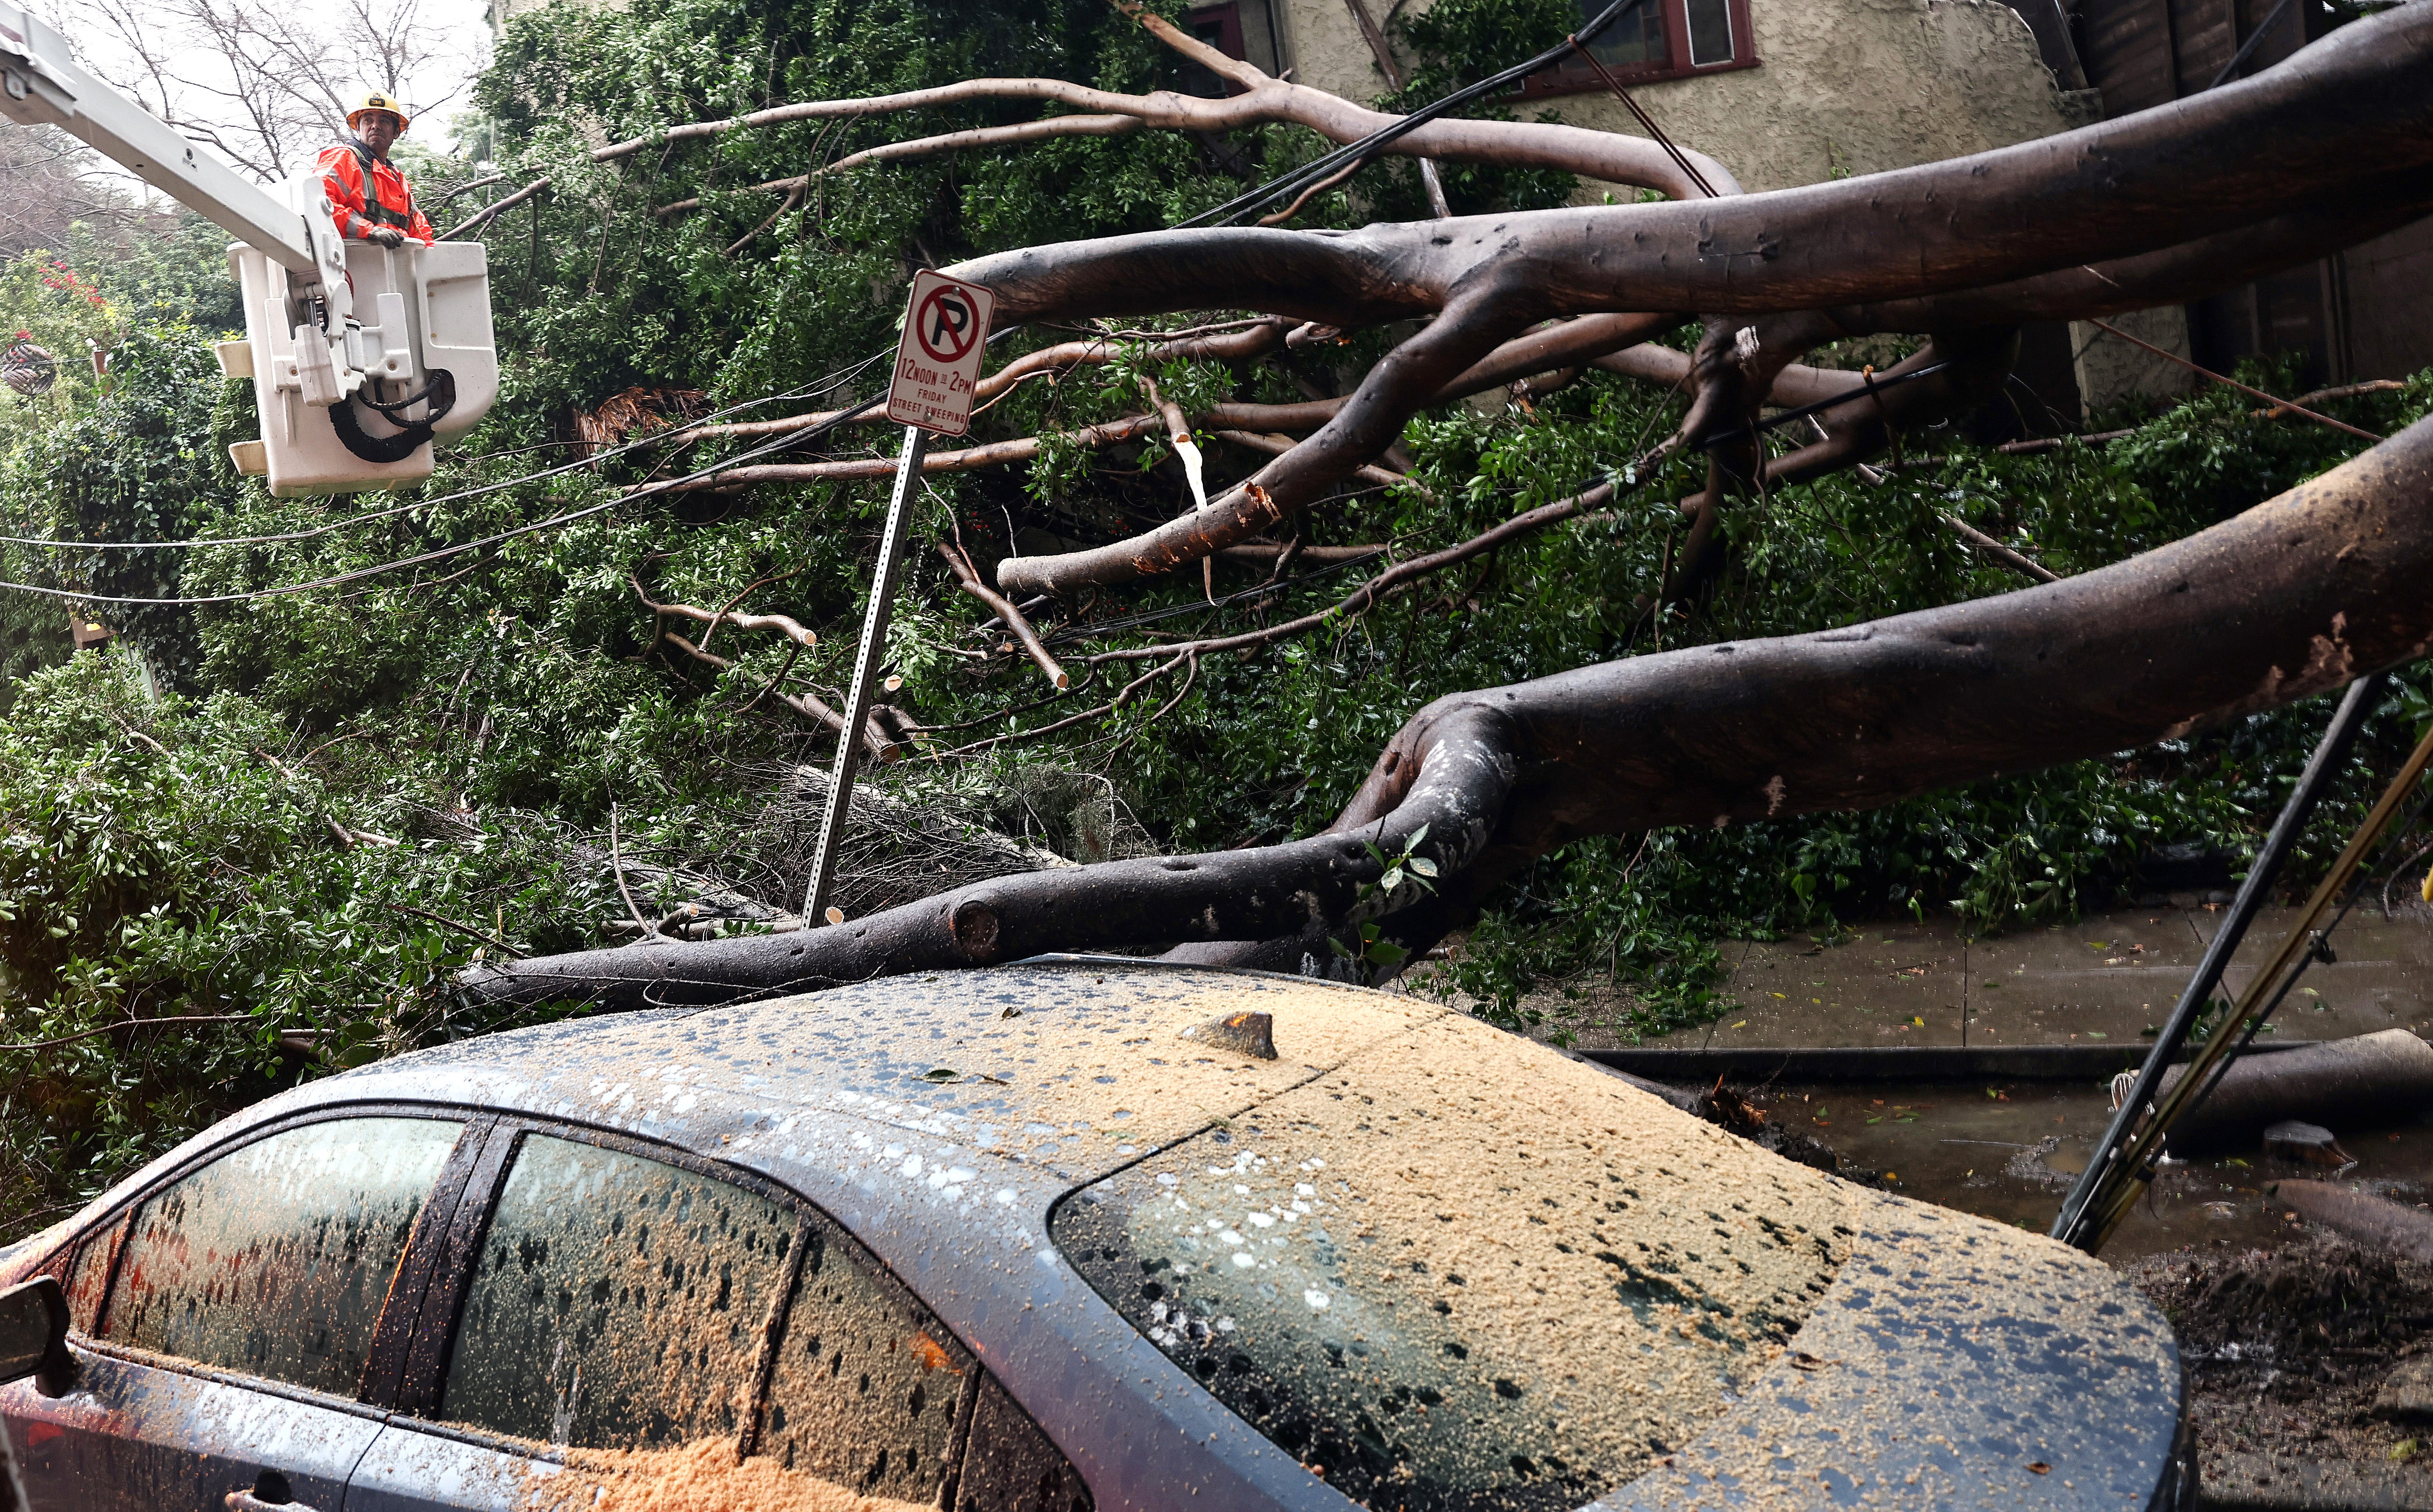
[0,328,1025,607]
[0,496,626,606]
[0,349,891,553]
[0,394,886,606]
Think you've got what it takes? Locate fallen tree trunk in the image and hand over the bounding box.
[460,408,2433,1012]
[2148,1029,2433,1155]
[2278,1180,2433,1267]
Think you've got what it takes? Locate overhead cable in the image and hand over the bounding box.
[1179,0,1648,229]
[0,396,887,606]
[0,329,1025,607]
[0,349,891,553]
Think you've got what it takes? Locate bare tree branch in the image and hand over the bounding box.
[62,0,479,180]
[939,542,1068,691]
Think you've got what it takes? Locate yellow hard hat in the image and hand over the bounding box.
[347,90,411,132]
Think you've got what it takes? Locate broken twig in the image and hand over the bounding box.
[940,542,1069,690]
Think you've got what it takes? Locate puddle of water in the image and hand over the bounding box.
[1739,1079,2433,1264]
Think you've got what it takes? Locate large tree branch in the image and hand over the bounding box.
[664,414,1167,492]
[1756,326,2022,491]
[608,23,1738,209]
[1300,413,2433,967]
[959,11,2433,598]
[610,80,1735,198]
[690,178,2417,488]
[675,314,1647,448]
[462,409,2433,1011]
[1732,172,2433,341]
[998,282,1540,596]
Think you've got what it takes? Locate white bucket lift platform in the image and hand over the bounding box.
[0,2,498,497]
[221,202,500,496]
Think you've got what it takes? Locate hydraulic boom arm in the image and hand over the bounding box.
[0,3,330,275]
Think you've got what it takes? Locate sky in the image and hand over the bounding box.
[53,0,496,193]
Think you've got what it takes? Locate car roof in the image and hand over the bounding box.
[328,957,1445,1180]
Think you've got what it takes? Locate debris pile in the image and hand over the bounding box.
[1598,1067,1887,1187]
[2132,1235,2433,1485]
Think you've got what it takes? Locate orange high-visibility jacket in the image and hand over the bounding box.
[316,140,437,246]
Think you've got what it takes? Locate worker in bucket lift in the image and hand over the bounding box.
[316,92,436,250]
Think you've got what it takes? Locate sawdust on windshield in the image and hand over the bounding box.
[1054,1009,1859,1509]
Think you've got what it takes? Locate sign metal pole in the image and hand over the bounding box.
[800,270,994,928]
[801,424,928,925]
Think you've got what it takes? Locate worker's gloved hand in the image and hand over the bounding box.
[367,226,406,248]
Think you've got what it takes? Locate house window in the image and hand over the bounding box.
[1179,3,1250,97]
[1519,0,1759,98]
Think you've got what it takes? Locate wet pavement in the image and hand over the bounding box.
[1732,1075,2433,1265]
[1647,903,2433,1051]
[1492,902,2433,1262]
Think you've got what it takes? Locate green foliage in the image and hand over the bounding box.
[1,320,225,688]
[0,653,615,1228]
[0,251,121,448]
[1374,0,1583,218]
[59,213,245,335]
[1330,824,1438,975]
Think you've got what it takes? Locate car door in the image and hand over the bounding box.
[344,1122,1091,1511]
[1,1113,476,1512]
[343,1125,811,1511]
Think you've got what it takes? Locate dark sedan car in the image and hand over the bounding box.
[0,961,2191,1510]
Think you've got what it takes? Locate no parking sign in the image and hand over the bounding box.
[803,268,1000,925]
[886,270,996,436]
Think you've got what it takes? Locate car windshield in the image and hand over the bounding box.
[1052,1014,1854,1512]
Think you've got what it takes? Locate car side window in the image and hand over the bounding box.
[438,1133,794,1450]
[758,1221,975,1504]
[955,1377,1094,1512]
[101,1116,465,1398]
[63,1211,127,1334]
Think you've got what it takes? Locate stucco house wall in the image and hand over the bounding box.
[1267,0,2099,195]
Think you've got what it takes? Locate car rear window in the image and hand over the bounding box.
[1051,1016,1853,1512]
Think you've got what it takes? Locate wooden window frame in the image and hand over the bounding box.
[1186,2,1246,61]
[1181,2,1252,98]
[1515,0,1760,101]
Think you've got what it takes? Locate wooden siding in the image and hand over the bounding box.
[2077,0,2178,112]
[2342,222,2433,385]
[2167,0,2235,90]
[2072,0,2430,384]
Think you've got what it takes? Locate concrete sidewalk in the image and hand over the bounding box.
[1580,903,2433,1051]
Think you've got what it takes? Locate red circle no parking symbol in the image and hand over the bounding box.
[915,285,982,364]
